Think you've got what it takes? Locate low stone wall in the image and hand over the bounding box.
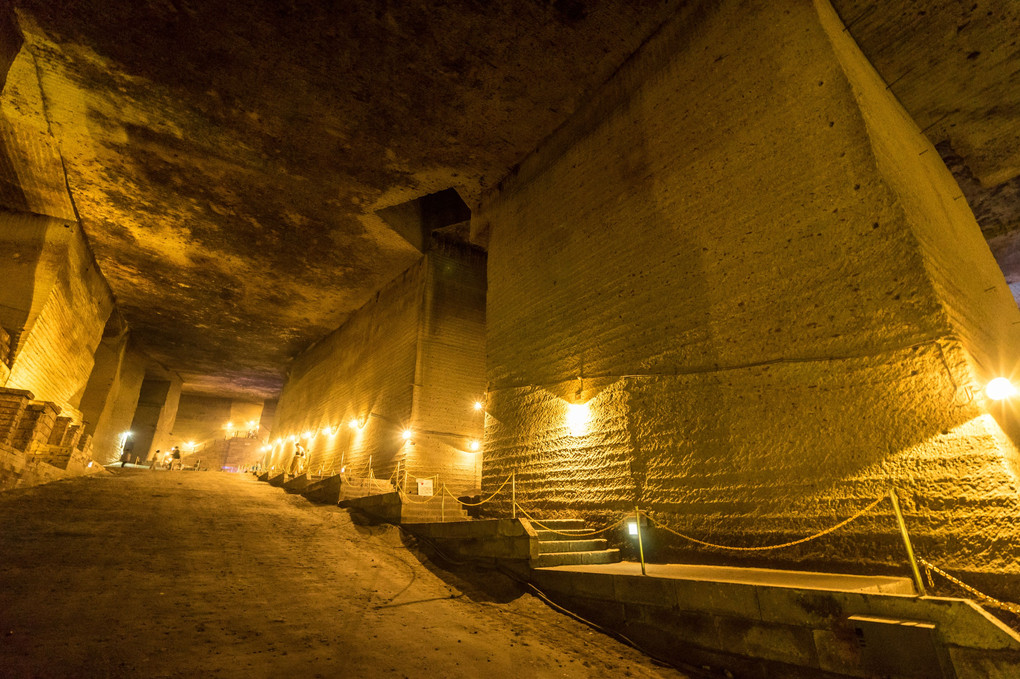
[0,441,106,491]
[404,518,538,564]
[530,566,1020,678]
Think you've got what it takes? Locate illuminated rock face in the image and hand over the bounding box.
[477,0,1020,594]
[171,395,265,455]
[274,241,485,494]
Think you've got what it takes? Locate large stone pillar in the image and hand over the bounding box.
[127,374,182,463]
[475,0,1020,597]
[92,346,146,465]
[0,34,114,421]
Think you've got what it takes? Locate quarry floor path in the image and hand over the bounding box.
[0,470,688,679]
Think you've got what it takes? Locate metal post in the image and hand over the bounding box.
[635,506,647,576]
[512,472,516,519]
[442,487,445,523]
[889,488,927,596]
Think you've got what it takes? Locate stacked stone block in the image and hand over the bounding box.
[0,387,31,447]
[12,401,57,452]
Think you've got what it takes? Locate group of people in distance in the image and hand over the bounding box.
[150,446,184,470]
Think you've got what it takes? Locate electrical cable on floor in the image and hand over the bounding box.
[396,524,723,679]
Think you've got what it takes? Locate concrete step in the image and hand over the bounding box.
[535,528,599,541]
[538,538,608,554]
[531,549,621,568]
[527,518,586,530]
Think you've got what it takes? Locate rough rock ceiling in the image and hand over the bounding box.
[7,0,1020,400]
[831,0,1020,301]
[9,0,687,399]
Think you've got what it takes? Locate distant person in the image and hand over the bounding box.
[150,450,161,470]
[291,442,306,475]
[171,447,182,470]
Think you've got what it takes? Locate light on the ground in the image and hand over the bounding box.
[469,440,480,451]
[566,402,590,437]
[473,401,483,411]
[986,377,1018,401]
[402,429,413,440]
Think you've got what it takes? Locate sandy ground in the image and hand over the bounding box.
[0,470,689,678]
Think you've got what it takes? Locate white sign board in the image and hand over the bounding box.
[416,479,434,497]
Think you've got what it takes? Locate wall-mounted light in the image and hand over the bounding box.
[566,402,591,437]
[349,418,361,430]
[302,430,313,439]
[225,422,234,430]
[402,429,413,441]
[274,438,282,447]
[288,434,296,442]
[986,377,1017,401]
[469,440,480,452]
[323,426,337,436]
[473,401,484,412]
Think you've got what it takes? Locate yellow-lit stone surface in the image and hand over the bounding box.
[476,0,1020,596]
[274,242,485,492]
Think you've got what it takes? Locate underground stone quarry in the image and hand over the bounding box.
[3,0,1020,677]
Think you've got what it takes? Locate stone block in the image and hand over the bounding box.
[612,572,676,607]
[714,616,819,668]
[674,579,760,619]
[812,628,866,677]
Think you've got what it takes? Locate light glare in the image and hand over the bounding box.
[987,377,1018,401]
[566,402,591,437]
[402,429,413,440]
[473,401,483,411]
[469,440,480,451]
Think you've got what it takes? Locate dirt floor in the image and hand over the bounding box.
[0,470,690,678]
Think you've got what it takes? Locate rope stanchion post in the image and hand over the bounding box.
[635,506,647,576]
[441,485,446,522]
[889,488,927,596]
[512,472,517,519]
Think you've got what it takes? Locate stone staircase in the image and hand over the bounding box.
[530,518,621,568]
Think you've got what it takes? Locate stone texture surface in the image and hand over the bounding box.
[274,241,485,493]
[476,0,1020,598]
[3,0,689,398]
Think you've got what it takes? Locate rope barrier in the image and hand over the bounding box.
[514,502,629,537]
[442,474,514,506]
[643,496,886,552]
[918,558,1020,616]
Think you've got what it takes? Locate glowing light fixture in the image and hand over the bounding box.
[986,377,1018,401]
[225,422,234,430]
[473,401,483,411]
[349,418,360,430]
[627,520,638,536]
[248,420,258,429]
[274,438,282,447]
[323,426,337,436]
[469,440,480,452]
[402,429,413,441]
[288,434,296,442]
[566,402,591,437]
[302,430,313,439]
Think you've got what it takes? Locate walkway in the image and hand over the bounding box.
[0,471,686,678]
[538,562,914,594]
